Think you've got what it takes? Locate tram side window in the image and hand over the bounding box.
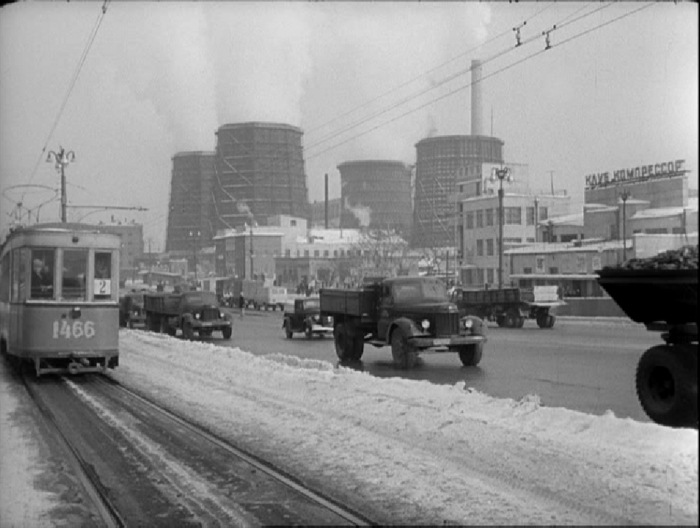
[0,253,10,302]
[30,249,54,300]
[62,250,87,300]
[12,248,29,301]
[94,252,113,300]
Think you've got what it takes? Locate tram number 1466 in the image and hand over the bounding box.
[52,320,96,340]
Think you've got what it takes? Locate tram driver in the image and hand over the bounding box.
[31,258,53,298]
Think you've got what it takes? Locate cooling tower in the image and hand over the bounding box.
[166,151,216,252]
[213,122,309,230]
[337,160,413,236]
[412,135,504,248]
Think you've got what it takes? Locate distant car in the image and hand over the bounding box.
[282,296,334,339]
[119,291,147,329]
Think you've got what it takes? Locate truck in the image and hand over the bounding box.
[597,245,697,428]
[143,290,233,340]
[241,279,288,311]
[449,285,564,328]
[320,276,487,368]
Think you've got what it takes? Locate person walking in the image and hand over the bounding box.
[239,292,246,318]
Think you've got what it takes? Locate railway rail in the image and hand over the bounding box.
[21,373,373,526]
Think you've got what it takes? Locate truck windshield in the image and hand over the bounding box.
[392,279,447,303]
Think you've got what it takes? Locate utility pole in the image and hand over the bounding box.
[46,147,75,222]
[249,223,254,280]
[533,196,539,243]
[548,171,555,195]
[619,189,631,262]
[490,167,512,289]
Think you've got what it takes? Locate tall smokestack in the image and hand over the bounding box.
[324,173,329,229]
[471,59,483,136]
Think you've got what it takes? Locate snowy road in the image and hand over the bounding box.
[2,330,697,525]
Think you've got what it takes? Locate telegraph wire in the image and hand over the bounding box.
[306,2,653,161]
[304,2,614,153]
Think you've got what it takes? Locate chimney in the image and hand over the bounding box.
[324,173,329,229]
[471,59,483,136]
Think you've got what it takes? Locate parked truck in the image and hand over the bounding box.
[449,285,564,328]
[597,245,697,428]
[320,276,487,368]
[241,279,288,311]
[143,290,233,340]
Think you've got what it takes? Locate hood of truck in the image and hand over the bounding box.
[391,302,460,316]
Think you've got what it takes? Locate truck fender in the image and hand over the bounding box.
[181,313,194,325]
[386,317,423,343]
[461,315,487,337]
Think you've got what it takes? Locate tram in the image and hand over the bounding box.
[0,223,121,376]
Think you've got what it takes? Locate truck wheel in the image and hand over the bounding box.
[222,327,232,340]
[391,330,417,369]
[458,344,483,367]
[166,324,177,337]
[182,322,194,340]
[334,323,363,361]
[546,315,555,328]
[305,323,313,339]
[636,345,698,427]
[496,315,506,327]
[516,316,525,328]
[351,333,364,360]
[536,313,549,328]
[284,321,293,339]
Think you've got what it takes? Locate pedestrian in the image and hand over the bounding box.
[239,292,246,318]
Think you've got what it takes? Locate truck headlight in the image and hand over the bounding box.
[421,319,430,330]
[463,318,473,329]
[194,313,200,320]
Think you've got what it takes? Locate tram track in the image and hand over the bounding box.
[22,372,373,526]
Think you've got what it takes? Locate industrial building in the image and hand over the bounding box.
[165,151,216,253]
[337,160,413,236]
[212,122,309,231]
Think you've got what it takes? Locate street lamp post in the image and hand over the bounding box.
[46,147,75,222]
[619,189,631,262]
[249,223,254,280]
[533,197,539,243]
[490,167,512,289]
[189,230,201,284]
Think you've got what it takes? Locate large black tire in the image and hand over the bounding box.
[516,315,525,328]
[334,323,363,361]
[222,326,232,340]
[546,315,555,328]
[458,344,483,367]
[391,329,418,369]
[496,314,506,327]
[636,345,698,428]
[536,313,549,328]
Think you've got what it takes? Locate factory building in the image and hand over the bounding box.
[212,122,309,231]
[165,151,216,253]
[337,160,413,236]
[310,197,342,228]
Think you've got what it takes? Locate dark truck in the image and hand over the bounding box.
[282,296,334,339]
[449,285,564,328]
[597,246,697,428]
[320,276,486,368]
[143,290,233,340]
[119,291,147,329]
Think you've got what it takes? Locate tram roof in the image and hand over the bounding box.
[2,222,122,252]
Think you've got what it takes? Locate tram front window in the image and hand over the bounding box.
[94,252,113,300]
[62,250,87,300]
[30,249,54,299]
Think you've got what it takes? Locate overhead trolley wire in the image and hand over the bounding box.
[304,1,558,139]
[26,0,111,186]
[304,2,615,154]
[305,2,653,161]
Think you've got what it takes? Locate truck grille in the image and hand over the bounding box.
[200,308,220,321]
[435,312,460,336]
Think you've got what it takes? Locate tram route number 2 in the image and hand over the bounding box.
[52,320,96,339]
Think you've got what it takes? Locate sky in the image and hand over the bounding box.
[1,329,697,525]
[0,1,697,251]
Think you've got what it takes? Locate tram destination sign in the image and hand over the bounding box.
[585,159,686,190]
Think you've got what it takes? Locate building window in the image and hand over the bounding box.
[577,256,586,273]
[314,250,320,257]
[536,256,545,273]
[592,256,602,271]
[549,267,559,274]
[526,206,535,226]
[485,208,494,226]
[526,237,535,243]
[476,210,483,228]
[486,239,494,256]
[504,237,522,246]
[477,239,484,256]
[291,220,297,226]
[523,267,532,274]
[539,207,548,221]
[486,268,494,284]
[285,249,291,257]
[466,212,474,229]
[323,250,329,257]
[304,250,309,257]
[505,207,522,225]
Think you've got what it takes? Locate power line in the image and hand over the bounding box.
[305,2,653,161]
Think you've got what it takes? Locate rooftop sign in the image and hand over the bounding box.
[585,159,686,190]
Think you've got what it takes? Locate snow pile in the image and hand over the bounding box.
[107,331,697,525]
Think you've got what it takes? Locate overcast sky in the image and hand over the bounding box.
[1,1,697,251]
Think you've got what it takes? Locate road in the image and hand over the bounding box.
[222,310,660,422]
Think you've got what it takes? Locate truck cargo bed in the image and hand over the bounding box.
[143,293,182,315]
[320,288,377,318]
[597,268,697,324]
